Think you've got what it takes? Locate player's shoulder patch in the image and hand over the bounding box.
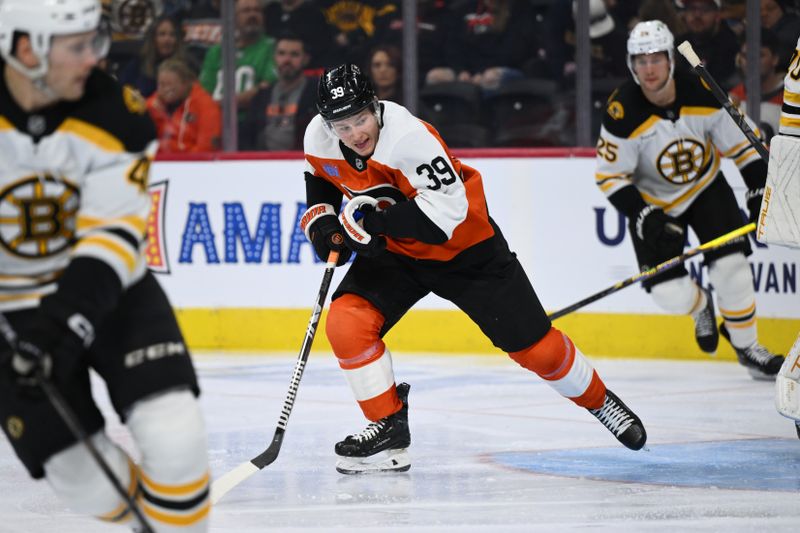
[601,80,655,139]
[71,69,156,153]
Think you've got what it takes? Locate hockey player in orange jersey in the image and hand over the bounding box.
[300,64,648,474]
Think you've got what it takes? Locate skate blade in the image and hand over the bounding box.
[336,449,410,475]
[747,367,777,381]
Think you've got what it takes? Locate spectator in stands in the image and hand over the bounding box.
[378,0,454,85]
[264,0,334,71]
[118,15,191,97]
[148,58,221,154]
[634,0,687,35]
[730,29,785,142]
[318,0,400,66]
[367,44,403,104]
[103,0,163,77]
[674,0,739,90]
[432,0,535,92]
[544,0,630,85]
[240,33,317,151]
[199,0,277,122]
[761,0,800,68]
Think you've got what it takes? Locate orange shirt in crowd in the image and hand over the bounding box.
[146,82,221,153]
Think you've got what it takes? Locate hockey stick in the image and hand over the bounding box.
[0,313,155,533]
[548,222,755,320]
[677,41,770,162]
[210,249,341,505]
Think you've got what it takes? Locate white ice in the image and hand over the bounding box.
[0,353,798,532]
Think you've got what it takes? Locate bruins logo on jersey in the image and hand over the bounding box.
[607,101,624,120]
[0,176,79,258]
[656,139,705,184]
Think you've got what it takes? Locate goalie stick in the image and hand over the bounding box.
[548,223,755,320]
[0,313,155,533]
[210,250,340,505]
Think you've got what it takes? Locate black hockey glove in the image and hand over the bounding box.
[11,300,94,386]
[635,205,685,254]
[339,196,387,257]
[300,203,352,266]
[745,187,764,225]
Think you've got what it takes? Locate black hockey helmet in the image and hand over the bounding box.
[316,64,378,122]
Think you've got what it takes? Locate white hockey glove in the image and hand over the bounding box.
[776,333,800,421]
[339,196,387,257]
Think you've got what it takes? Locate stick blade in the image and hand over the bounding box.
[210,461,260,505]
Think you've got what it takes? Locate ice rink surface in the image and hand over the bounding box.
[1,352,798,532]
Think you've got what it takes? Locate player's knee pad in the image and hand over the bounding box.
[127,389,209,531]
[708,253,755,310]
[44,432,138,524]
[326,294,386,361]
[509,328,605,408]
[650,276,699,314]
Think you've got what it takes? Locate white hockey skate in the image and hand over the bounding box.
[335,383,411,474]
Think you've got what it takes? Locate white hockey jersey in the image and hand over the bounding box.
[780,36,800,136]
[0,65,155,312]
[303,101,495,261]
[595,71,762,216]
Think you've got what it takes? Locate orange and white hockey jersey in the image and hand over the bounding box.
[303,101,495,261]
[0,65,154,312]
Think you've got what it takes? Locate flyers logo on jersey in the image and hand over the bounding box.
[656,139,705,184]
[0,176,78,258]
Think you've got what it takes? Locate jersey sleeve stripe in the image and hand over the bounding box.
[779,116,800,129]
[77,215,147,236]
[0,116,12,131]
[74,234,137,273]
[721,139,751,158]
[58,118,125,152]
[733,147,759,166]
[783,89,800,105]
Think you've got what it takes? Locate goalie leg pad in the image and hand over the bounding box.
[709,253,757,347]
[327,294,401,421]
[127,389,210,531]
[44,432,139,524]
[758,134,800,248]
[776,333,800,421]
[509,327,606,409]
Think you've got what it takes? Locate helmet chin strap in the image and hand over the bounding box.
[3,53,59,101]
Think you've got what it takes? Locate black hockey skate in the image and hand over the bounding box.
[588,389,647,450]
[720,324,784,380]
[335,382,411,474]
[692,287,718,354]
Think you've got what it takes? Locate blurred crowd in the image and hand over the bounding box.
[99,0,800,152]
